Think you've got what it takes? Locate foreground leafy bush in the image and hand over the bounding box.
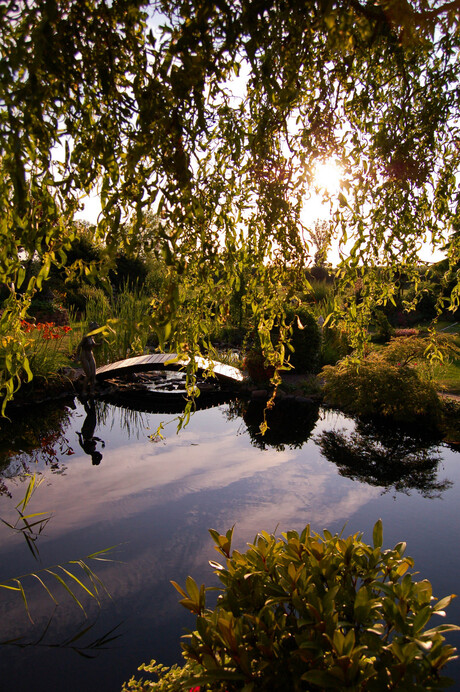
[123,522,458,691]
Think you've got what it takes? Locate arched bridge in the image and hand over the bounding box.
[95,353,245,384]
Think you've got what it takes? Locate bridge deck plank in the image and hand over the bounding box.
[95,353,244,384]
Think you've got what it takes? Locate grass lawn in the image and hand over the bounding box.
[433,322,460,394]
[433,359,460,395]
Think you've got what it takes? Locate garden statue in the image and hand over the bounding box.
[76,321,99,396]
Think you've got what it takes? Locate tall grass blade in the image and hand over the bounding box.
[86,546,119,561]
[44,570,86,615]
[16,474,36,512]
[13,579,32,622]
[72,561,106,601]
[22,531,39,561]
[30,573,58,605]
[57,566,97,601]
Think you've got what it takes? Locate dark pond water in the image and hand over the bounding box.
[0,392,459,692]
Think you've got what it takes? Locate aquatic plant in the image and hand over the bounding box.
[0,475,113,622]
[84,282,152,365]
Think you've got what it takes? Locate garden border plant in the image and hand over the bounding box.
[320,335,460,427]
[123,521,459,691]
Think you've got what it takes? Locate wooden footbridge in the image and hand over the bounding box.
[95,353,245,384]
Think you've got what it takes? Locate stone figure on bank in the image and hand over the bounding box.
[76,321,100,396]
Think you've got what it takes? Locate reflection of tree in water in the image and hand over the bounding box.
[316,419,454,498]
[228,398,320,451]
[0,401,75,496]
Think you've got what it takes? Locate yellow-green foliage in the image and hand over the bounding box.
[321,336,458,423]
[123,522,459,691]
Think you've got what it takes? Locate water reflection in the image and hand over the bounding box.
[316,418,455,498]
[1,399,459,691]
[1,615,123,658]
[232,397,320,450]
[77,398,105,465]
[0,401,75,496]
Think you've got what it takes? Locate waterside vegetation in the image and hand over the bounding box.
[2,1,460,687]
[123,522,459,691]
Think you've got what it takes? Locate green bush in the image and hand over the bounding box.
[371,310,395,343]
[321,336,452,424]
[320,326,350,367]
[242,348,275,384]
[242,304,321,382]
[109,252,149,291]
[123,521,459,691]
[284,305,321,373]
[322,357,440,423]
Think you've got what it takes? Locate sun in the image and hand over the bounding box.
[313,159,342,194]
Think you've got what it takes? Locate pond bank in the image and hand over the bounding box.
[4,367,459,446]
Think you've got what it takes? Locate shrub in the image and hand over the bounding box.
[371,310,394,343]
[321,356,440,423]
[109,252,149,291]
[242,349,275,384]
[284,305,321,373]
[320,336,459,424]
[320,326,350,367]
[243,305,321,381]
[123,521,459,691]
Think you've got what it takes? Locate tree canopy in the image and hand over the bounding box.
[1,0,460,404]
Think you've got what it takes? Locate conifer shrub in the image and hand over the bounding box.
[283,305,321,373]
[123,522,459,691]
[243,305,321,382]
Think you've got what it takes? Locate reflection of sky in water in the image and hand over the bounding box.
[0,400,459,692]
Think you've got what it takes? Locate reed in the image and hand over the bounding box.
[83,282,152,364]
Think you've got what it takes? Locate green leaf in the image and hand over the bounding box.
[372,519,383,549]
[412,606,432,634]
[171,580,188,599]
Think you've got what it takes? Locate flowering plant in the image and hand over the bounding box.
[21,321,73,379]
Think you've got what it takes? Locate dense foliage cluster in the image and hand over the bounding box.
[1,0,460,405]
[123,522,459,691]
[321,335,458,423]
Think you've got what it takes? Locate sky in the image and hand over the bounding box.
[71,11,448,269]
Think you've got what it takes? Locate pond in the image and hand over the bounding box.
[0,390,459,691]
